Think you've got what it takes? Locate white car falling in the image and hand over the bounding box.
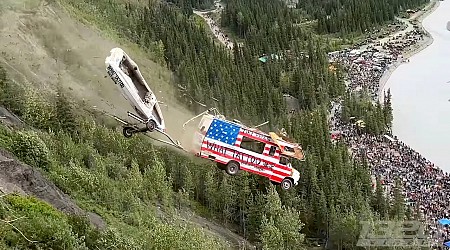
[105,48,165,134]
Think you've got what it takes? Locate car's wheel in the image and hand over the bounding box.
[146,119,157,132]
[280,178,293,190]
[225,161,240,175]
[123,127,134,138]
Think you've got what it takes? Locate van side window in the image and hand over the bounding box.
[240,136,265,154]
[279,156,289,165]
[269,146,276,156]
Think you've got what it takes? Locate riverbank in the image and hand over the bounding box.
[327,1,450,247]
[384,0,450,172]
[378,0,440,103]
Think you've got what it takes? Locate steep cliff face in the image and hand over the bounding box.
[0,148,107,230]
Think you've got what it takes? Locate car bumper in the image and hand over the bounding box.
[292,169,300,185]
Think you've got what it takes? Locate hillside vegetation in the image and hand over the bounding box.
[297,0,428,34]
[220,0,428,36]
[0,68,233,249]
[0,0,426,249]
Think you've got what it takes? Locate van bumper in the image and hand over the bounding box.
[292,169,300,185]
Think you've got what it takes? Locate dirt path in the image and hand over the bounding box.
[377,17,414,44]
[377,0,439,103]
[193,1,236,50]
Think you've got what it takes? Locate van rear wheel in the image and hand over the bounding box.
[225,162,239,175]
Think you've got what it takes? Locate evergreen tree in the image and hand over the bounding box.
[259,214,284,250]
[277,206,306,249]
[143,159,173,207]
[264,185,283,219]
[384,89,394,129]
[55,85,77,135]
[390,178,406,220]
[374,177,388,218]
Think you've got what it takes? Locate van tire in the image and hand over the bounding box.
[225,161,239,175]
[281,178,293,190]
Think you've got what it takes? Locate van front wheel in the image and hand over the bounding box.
[281,178,293,190]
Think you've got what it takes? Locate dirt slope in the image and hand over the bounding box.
[0,148,107,229]
[0,0,198,150]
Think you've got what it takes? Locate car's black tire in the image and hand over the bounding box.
[123,127,134,138]
[225,161,240,175]
[280,178,293,190]
[146,119,157,132]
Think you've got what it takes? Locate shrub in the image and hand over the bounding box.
[0,67,25,116]
[2,194,81,249]
[0,124,12,150]
[10,130,50,170]
[67,214,101,248]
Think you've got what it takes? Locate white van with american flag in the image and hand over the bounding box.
[192,114,304,190]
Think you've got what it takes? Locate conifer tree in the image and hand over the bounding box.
[374,177,388,218]
[144,159,173,207]
[182,165,195,199]
[384,89,394,128]
[259,214,284,250]
[277,206,306,249]
[264,185,283,219]
[55,85,77,135]
[390,178,406,220]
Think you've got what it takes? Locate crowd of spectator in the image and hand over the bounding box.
[204,15,234,50]
[329,27,426,102]
[329,21,448,249]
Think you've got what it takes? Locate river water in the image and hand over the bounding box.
[385,0,450,171]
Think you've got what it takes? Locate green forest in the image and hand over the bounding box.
[298,0,428,34]
[0,0,425,248]
[220,0,428,35]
